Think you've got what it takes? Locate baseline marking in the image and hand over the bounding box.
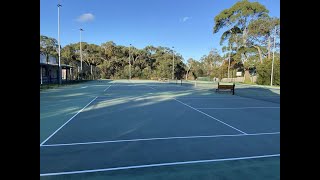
[196,107,280,110]
[41,132,280,147]
[40,154,280,176]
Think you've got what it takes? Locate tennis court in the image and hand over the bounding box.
[40,80,280,179]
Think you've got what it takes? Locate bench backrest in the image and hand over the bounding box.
[218,83,235,89]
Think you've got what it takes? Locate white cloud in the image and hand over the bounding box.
[77,13,95,22]
[181,17,191,22]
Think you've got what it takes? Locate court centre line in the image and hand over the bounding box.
[173,98,247,134]
[41,132,279,147]
[145,85,157,90]
[144,84,247,134]
[104,85,112,91]
[40,96,98,146]
[40,154,280,176]
[196,107,280,110]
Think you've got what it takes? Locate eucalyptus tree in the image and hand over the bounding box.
[185,58,195,80]
[100,41,117,61]
[40,35,59,63]
[213,0,269,67]
[248,17,280,62]
[200,48,223,77]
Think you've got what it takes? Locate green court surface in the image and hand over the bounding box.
[40,79,280,179]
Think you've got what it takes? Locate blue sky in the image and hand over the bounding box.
[40,0,279,61]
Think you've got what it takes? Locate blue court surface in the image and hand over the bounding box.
[40,80,280,179]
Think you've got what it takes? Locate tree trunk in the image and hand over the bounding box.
[243,27,247,48]
[244,69,251,82]
[46,53,49,64]
[236,35,239,50]
[253,45,263,63]
[268,36,271,60]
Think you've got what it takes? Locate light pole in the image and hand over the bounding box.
[79,28,84,80]
[271,27,277,86]
[129,44,131,80]
[79,28,84,73]
[227,28,233,80]
[228,43,231,80]
[57,2,62,85]
[172,46,174,80]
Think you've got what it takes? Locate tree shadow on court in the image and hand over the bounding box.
[42,81,280,118]
[233,87,280,104]
[40,80,280,142]
[40,80,280,179]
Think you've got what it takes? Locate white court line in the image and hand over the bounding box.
[41,132,280,147]
[40,154,280,176]
[96,94,153,101]
[173,98,247,134]
[174,98,248,134]
[176,97,246,100]
[145,85,157,90]
[239,96,279,98]
[40,96,98,146]
[104,85,112,91]
[196,107,280,110]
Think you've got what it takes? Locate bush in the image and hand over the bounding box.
[256,57,280,86]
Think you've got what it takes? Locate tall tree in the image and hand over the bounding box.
[61,44,77,65]
[248,17,280,61]
[185,58,196,80]
[213,0,269,82]
[100,41,116,61]
[213,0,269,66]
[40,35,58,63]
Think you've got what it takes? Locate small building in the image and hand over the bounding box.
[40,54,73,84]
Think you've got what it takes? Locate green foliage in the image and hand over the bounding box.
[256,56,280,85]
[40,0,280,87]
[50,38,187,80]
[175,61,186,80]
[199,49,223,77]
[213,0,269,34]
[141,67,152,79]
[213,0,270,75]
[248,17,280,61]
[40,35,59,62]
[243,79,253,84]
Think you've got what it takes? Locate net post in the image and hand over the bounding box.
[232,83,235,95]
